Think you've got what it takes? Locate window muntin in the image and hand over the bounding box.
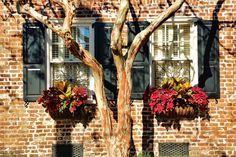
[49,25,92,87]
[152,22,195,85]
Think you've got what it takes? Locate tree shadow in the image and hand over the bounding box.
[186,0,236,57]
[129,1,141,21]
[140,85,155,156]
[197,0,223,98]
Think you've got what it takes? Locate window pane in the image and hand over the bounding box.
[51,26,90,62]
[52,45,59,59]
[51,32,64,61]
[154,60,191,86]
[153,27,164,59]
[181,24,190,57]
[78,26,89,44]
[52,32,59,43]
[72,27,77,39]
[64,47,70,59]
[67,26,90,60]
[51,63,89,87]
[80,43,89,51]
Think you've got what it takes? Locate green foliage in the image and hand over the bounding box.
[160,77,192,99]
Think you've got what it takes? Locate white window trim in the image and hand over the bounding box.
[46,18,96,90]
[148,16,198,86]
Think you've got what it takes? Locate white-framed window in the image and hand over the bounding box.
[46,19,95,89]
[150,17,198,86]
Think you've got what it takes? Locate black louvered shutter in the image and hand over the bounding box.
[23,22,46,102]
[197,20,220,99]
[127,21,150,99]
[94,22,117,100]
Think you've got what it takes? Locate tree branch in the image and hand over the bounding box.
[111,0,129,56]
[49,0,75,33]
[50,0,65,8]
[62,0,75,32]
[110,0,129,95]
[67,38,114,146]
[126,0,185,69]
[19,3,64,37]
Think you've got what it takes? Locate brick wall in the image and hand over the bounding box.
[0,0,236,156]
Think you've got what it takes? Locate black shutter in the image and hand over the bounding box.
[23,22,46,102]
[196,20,220,99]
[127,21,150,99]
[94,22,117,100]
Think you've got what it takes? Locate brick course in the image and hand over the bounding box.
[0,0,236,156]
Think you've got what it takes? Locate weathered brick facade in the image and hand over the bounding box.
[0,0,236,156]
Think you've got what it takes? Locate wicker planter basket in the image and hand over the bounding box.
[156,106,197,120]
[49,103,96,121]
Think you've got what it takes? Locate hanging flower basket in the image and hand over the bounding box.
[37,81,96,121]
[144,77,209,119]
